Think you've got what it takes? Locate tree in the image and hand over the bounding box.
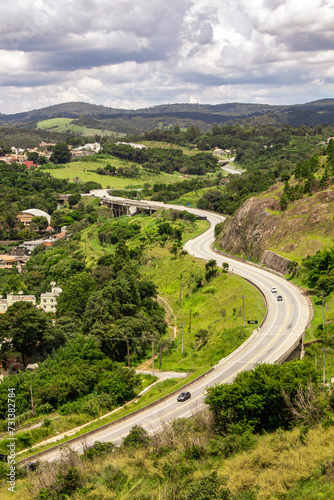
[50,143,71,164]
[38,155,48,165]
[0,141,11,156]
[68,193,81,207]
[30,216,49,231]
[169,242,179,256]
[205,259,218,280]
[123,425,149,448]
[0,301,53,367]
[17,228,37,241]
[26,151,39,164]
[105,164,116,174]
[56,273,96,318]
[2,210,19,231]
[205,361,319,434]
[51,209,76,231]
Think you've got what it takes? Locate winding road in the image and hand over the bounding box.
[21,192,312,463]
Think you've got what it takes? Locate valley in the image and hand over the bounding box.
[0,106,334,498]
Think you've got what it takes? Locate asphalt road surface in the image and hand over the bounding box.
[27,192,311,462]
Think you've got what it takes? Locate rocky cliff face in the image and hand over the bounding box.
[216,185,334,269]
[217,187,281,260]
[260,250,291,275]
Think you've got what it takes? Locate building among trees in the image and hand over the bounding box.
[17,208,51,228]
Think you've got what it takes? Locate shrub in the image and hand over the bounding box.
[36,403,54,416]
[184,444,204,460]
[43,418,52,428]
[102,464,127,490]
[181,471,230,500]
[84,441,114,460]
[123,425,150,448]
[205,361,319,434]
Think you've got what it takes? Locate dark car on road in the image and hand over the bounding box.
[177,391,191,402]
[277,295,283,301]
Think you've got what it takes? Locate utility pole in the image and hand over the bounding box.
[152,338,155,376]
[126,339,130,369]
[180,322,184,354]
[242,295,246,327]
[321,291,325,334]
[320,291,328,384]
[320,347,329,384]
[189,309,192,333]
[30,385,35,418]
[179,281,182,301]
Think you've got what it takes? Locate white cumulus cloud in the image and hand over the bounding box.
[0,0,334,113]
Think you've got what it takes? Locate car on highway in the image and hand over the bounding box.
[271,287,278,293]
[277,295,283,301]
[24,462,37,471]
[177,391,191,402]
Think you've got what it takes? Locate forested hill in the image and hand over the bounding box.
[2,99,334,133]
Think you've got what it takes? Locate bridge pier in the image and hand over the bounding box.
[283,337,305,363]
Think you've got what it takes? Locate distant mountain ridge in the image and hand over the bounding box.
[2,98,334,132]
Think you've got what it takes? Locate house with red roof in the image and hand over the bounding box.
[23,161,37,169]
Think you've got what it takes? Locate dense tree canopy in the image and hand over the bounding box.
[50,142,71,164]
[0,302,53,367]
[0,336,140,419]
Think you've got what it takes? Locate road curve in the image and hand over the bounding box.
[23,192,311,463]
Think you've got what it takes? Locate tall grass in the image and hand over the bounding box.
[2,415,334,499]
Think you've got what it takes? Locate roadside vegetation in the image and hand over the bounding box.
[0,209,264,458]
[1,360,334,499]
[1,121,334,498]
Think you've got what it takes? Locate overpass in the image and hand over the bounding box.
[18,190,312,464]
[99,196,161,216]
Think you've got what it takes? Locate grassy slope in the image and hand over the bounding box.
[3,417,334,499]
[142,249,264,371]
[81,213,265,372]
[43,157,184,188]
[36,117,123,138]
[172,185,224,207]
[3,215,264,460]
[140,140,200,156]
[218,174,334,382]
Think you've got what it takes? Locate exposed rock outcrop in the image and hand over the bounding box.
[216,185,334,267]
[260,250,291,275]
[217,191,280,260]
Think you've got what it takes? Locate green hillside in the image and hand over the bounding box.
[42,156,186,189]
[36,118,123,138]
[1,370,334,499]
[1,120,334,499]
[2,99,334,135]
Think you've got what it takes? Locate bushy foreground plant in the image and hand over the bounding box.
[205,360,320,434]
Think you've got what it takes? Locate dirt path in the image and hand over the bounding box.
[136,295,177,371]
[157,295,177,340]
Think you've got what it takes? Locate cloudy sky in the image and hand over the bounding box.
[1,0,334,114]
